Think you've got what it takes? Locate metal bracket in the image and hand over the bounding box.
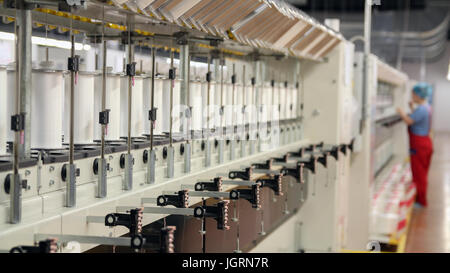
[10,239,58,253]
[157,190,189,208]
[184,142,191,173]
[62,164,78,207]
[124,153,133,191]
[229,167,253,180]
[194,177,223,192]
[258,175,283,196]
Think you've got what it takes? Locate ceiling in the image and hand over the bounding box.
[286,0,450,67]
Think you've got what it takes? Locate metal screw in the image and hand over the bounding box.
[49,180,55,186]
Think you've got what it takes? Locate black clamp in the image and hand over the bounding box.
[231,74,236,85]
[206,71,211,83]
[317,152,329,168]
[271,80,275,87]
[203,201,230,230]
[10,239,58,253]
[157,190,189,208]
[68,55,80,72]
[10,113,25,132]
[328,145,339,160]
[120,154,135,169]
[93,158,110,175]
[195,177,222,192]
[339,144,348,155]
[284,81,288,88]
[229,167,253,181]
[4,174,27,194]
[296,82,299,88]
[61,164,80,181]
[126,62,136,77]
[105,208,143,235]
[281,162,304,183]
[348,138,354,152]
[99,109,110,125]
[169,68,176,80]
[252,159,273,170]
[149,108,158,122]
[251,77,256,86]
[258,175,283,196]
[235,184,261,209]
[272,154,289,163]
[303,156,317,174]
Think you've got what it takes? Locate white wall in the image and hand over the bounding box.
[401,42,450,132]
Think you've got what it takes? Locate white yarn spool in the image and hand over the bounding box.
[64,72,95,144]
[6,70,15,144]
[189,81,202,131]
[244,84,254,125]
[94,73,122,141]
[224,83,233,127]
[162,79,180,133]
[213,82,222,128]
[278,83,286,121]
[235,84,243,126]
[271,84,280,123]
[153,78,164,135]
[7,69,64,149]
[201,81,216,130]
[0,67,7,155]
[34,70,64,149]
[120,75,145,138]
[291,86,298,119]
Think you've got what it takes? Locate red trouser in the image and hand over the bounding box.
[409,131,433,206]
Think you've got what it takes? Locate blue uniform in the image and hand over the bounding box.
[409,104,431,136]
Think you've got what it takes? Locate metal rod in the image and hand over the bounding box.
[206,55,211,137]
[100,7,106,160]
[127,22,133,154]
[117,206,197,216]
[169,49,174,147]
[221,180,255,186]
[69,22,75,166]
[34,234,136,247]
[10,3,22,224]
[186,191,231,199]
[150,46,155,150]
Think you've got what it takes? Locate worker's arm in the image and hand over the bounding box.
[396,108,414,126]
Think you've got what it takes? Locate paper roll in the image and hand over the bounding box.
[213,82,222,128]
[34,71,64,149]
[189,81,203,131]
[0,68,7,155]
[64,72,95,144]
[94,73,122,141]
[120,76,145,138]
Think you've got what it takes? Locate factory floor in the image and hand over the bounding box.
[405,132,450,253]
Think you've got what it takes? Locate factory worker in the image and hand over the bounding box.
[397,82,433,207]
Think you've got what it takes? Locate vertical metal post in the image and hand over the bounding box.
[18,7,31,159]
[362,0,372,130]
[230,63,236,160]
[240,65,246,157]
[124,16,134,191]
[10,4,23,223]
[66,15,77,207]
[205,55,211,167]
[167,49,175,178]
[97,8,107,197]
[147,46,156,184]
[179,43,191,173]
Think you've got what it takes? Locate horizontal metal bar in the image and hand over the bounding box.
[189,191,231,199]
[221,180,255,186]
[34,234,133,247]
[181,184,195,190]
[141,197,158,204]
[86,216,105,224]
[272,162,296,168]
[252,169,282,175]
[117,206,196,216]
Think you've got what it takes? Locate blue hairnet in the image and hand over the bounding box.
[413,82,432,99]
